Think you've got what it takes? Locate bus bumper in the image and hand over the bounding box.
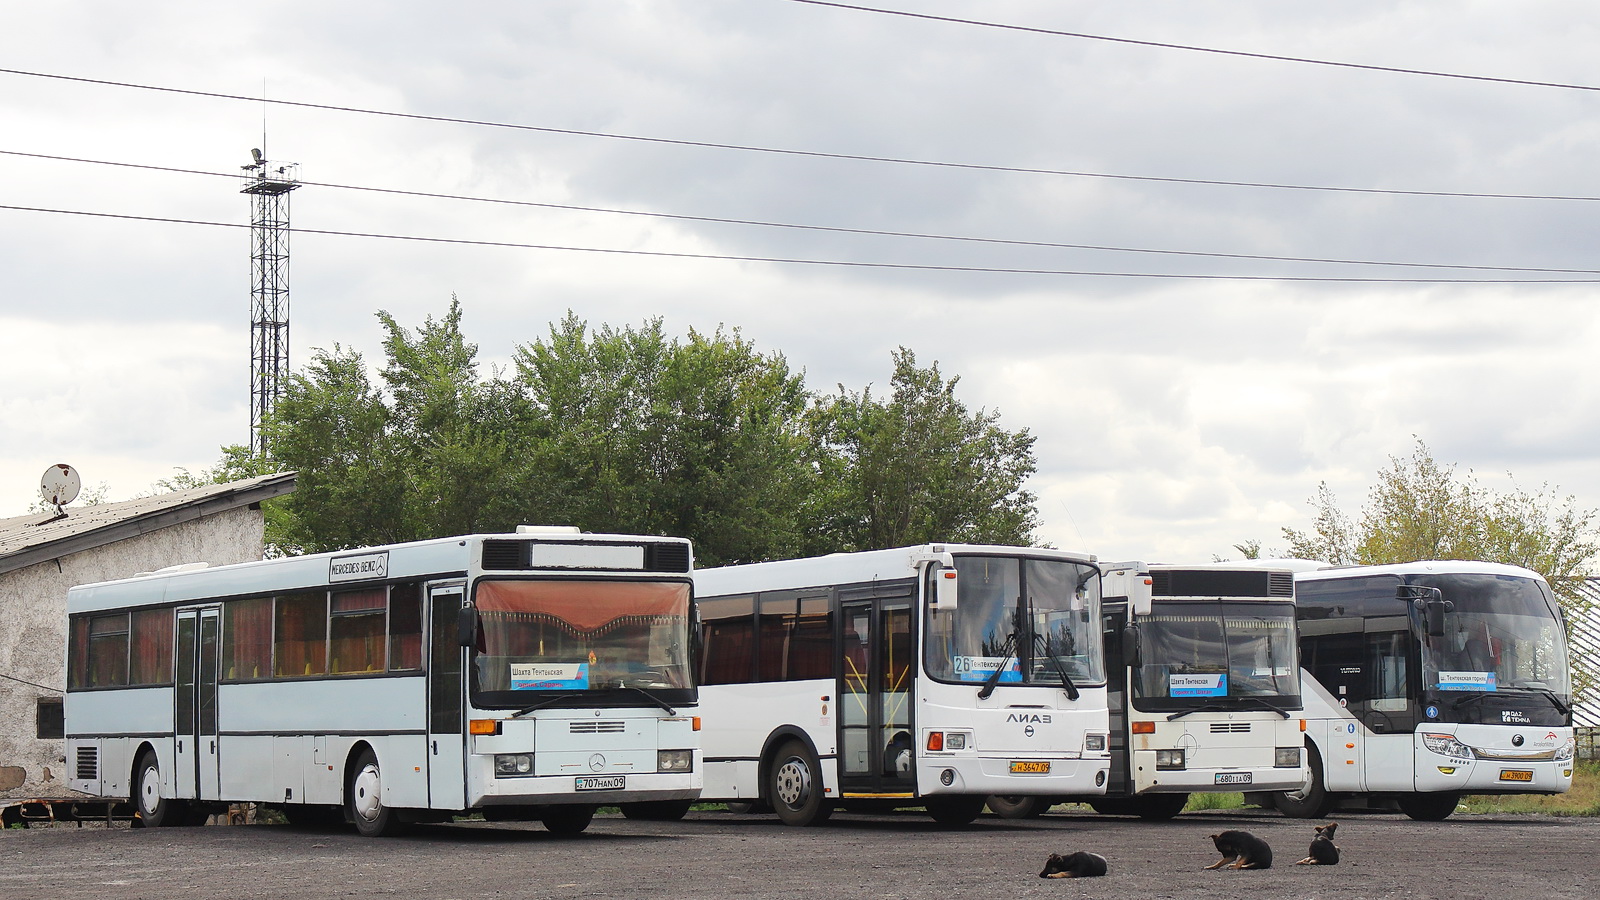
[915,756,1109,797]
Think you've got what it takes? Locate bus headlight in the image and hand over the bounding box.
[945,732,968,751]
[658,750,694,772]
[1275,747,1301,768]
[1421,733,1474,759]
[1555,739,1575,762]
[1085,734,1106,752]
[1155,749,1185,770]
[494,754,534,776]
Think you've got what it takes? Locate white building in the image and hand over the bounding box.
[0,474,294,802]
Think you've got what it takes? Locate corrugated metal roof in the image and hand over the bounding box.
[0,472,296,576]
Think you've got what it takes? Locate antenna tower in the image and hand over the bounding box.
[241,147,300,457]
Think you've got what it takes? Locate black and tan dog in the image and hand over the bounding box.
[1204,830,1272,870]
[1038,851,1108,878]
[1294,822,1340,865]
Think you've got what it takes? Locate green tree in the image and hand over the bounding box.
[807,347,1039,552]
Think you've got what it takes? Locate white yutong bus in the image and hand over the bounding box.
[1258,560,1575,821]
[988,562,1306,820]
[64,528,701,836]
[693,544,1110,826]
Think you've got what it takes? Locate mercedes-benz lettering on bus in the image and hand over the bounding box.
[64,528,700,836]
[694,544,1110,826]
[1077,562,1304,820]
[1272,560,1573,821]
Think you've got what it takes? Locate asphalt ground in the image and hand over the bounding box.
[2,805,1596,900]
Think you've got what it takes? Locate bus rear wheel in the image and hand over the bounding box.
[985,795,1049,819]
[768,740,832,826]
[1130,793,1189,820]
[925,796,985,827]
[133,750,189,827]
[347,749,404,837]
[1275,745,1334,819]
[540,804,596,835]
[1397,792,1460,821]
[620,800,693,821]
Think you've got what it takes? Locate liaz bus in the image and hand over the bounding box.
[693,544,1110,827]
[63,527,701,836]
[1258,560,1575,821]
[988,562,1306,820]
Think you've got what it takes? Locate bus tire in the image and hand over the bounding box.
[1087,797,1134,816]
[1131,793,1188,820]
[132,750,189,828]
[1397,792,1460,822]
[540,804,596,835]
[619,800,693,821]
[768,740,832,826]
[347,749,404,837]
[985,795,1049,819]
[1275,744,1334,819]
[925,796,986,827]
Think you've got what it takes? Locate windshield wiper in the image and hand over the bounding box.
[1448,691,1491,711]
[977,632,1017,701]
[1032,633,1081,700]
[611,685,677,715]
[1167,696,1290,721]
[1527,687,1572,717]
[512,692,582,718]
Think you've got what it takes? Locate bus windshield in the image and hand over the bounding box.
[1414,573,1572,697]
[470,579,693,706]
[1131,601,1301,710]
[924,556,1104,687]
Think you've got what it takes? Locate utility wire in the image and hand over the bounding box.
[1,671,62,693]
[0,68,1592,202]
[781,0,1600,94]
[4,203,1598,283]
[6,150,1599,276]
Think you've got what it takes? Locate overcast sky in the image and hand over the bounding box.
[3,1,1599,564]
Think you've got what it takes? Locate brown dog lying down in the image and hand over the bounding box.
[1204,830,1272,870]
[1039,851,1108,878]
[1295,822,1340,865]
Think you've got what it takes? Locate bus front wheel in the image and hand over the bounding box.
[347,749,404,837]
[1275,745,1334,819]
[1131,793,1189,820]
[1397,792,1461,822]
[768,740,832,826]
[540,804,596,835]
[132,750,189,827]
[925,796,986,827]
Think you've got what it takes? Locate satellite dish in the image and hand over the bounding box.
[251,147,264,164]
[40,463,81,509]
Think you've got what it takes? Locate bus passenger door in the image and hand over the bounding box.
[174,606,222,801]
[427,586,466,810]
[837,596,916,798]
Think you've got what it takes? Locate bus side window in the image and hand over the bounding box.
[699,595,755,685]
[388,583,423,671]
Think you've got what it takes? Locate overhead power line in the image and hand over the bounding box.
[781,0,1600,93]
[0,68,1591,202]
[3,202,1598,283]
[5,149,1598,276]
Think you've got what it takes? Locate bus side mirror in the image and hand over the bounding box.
[933,568,959,610]
[1425,599,1452,637]
[1128,575,1152,617]
[1398,585,1450,637]
[1121,624,1140,669]
[458,606,479,647]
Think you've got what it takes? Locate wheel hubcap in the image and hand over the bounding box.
[774,758,811,808]
[353,764,383,822]
[140,766,161,814]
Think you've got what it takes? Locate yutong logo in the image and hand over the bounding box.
[1007,713,1052,725]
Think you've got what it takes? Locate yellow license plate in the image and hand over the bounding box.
[1499,769,1534,782]
[1010,760,1051,774]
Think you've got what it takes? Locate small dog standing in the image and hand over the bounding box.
[1039,851,1108,878]
[1204,830,1273,870]
[1294,822,1340,865]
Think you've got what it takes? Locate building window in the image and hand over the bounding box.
[36,698,64,740]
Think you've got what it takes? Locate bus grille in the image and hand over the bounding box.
[1268,572,1293,597]
[75,746,99,781]
[569,721,626,734]
[1209,723,1252,733]
[482,540,526,570]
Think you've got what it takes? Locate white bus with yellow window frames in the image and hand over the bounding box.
[64,528,700,836]
[693,544,1111,826]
